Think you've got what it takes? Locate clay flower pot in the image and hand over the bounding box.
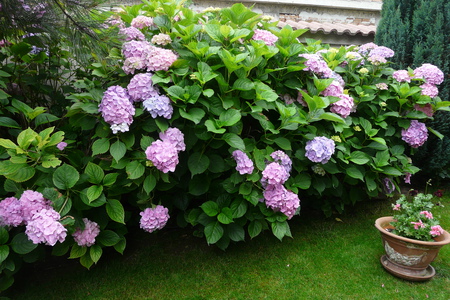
[375,216,450,281]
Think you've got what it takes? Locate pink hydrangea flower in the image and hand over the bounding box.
[131,15,154,29]
[232,150,254,175]
[430,225,444,236]
[143,95,173,119]
[151,33,172,46]
[99,86,135,133]
[127,73,159,102]
[57,142,67,151]
[263,184,300,220]
[122,57,146,75]
[19,190,52,224]
[401,120,428,148]
[330,94,354,118]
[270,150,292,174]
[321,80,344,97]
[305,136,335,164]
[358,42,378,55]
[404,172,411,184]
[122,41,152,60]
[420,83,439,98]
[299,53,333,78]
[393,204,401,211]
[119,27,145,41]
[393,70,411,83]
[0,197,23,227]
[72,218,101,247]
[414,63,444,85]
[145,46,178,71]
[414,103,434,117]
[145,140,179,173]
[369,46,395,58]
[140,205,170,233]
[159,127,186,152]
[420,211,433,219]
[411,220,426,230]
[262,162,289,186]
[25,208,67,246]
[252,29,278,46]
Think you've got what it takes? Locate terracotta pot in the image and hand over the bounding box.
[375,216,450,281]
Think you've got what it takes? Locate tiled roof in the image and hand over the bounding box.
[278,20,377,36]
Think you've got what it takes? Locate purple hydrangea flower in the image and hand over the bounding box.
[330,72,346,87]
[145,140,179,173]
[131,16,154,29]
[393,70,411,83]
[270,150,292,174]
[330,94,354,118]
[143,95,173,119]
[72,218,101,247]
[404,172,412,184]
[305,137,335,164]
[122,57,146,75]
[140,205,170,233]
[232,150,254,175]
[99,86,135,133]
[299,53,333,78]
[145,46,178,71]
[252,29,278,46]
[57,142,67,151]
[25,208,67,246]
[0,197,23,227]
[414,103,434,117]
[263,184,300,220]
[383,177,395,194]
[19,190,52,224]
[262,162,289,186]
[369,46,394,58]
[414,63,444,85]
[159,127,186,152]
[122,41,152,59]
[401,120,428,148]
[358,42,378,55]
[321,80,344,97]
[367,55,387,65]
[119,27,145,41]
[420,83,439,98]
[127,73,159,102]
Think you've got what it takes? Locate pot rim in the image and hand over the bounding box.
[375,216,450,246]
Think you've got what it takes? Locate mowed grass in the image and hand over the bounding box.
[5,193,450,300]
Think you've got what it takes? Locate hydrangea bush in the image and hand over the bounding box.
[0,0,449,292]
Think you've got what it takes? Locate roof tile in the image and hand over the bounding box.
[278,20,376,36]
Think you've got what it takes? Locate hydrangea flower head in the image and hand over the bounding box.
[330,94,354,118]
[305,137,335,164]
[151,33,172,46]
[299,53,333,78]
[262,162,289,186]
[122,57,146,75]
[270,150,292,174]
[118,27,145,41]
[393,70,411,83]
[143,95,173,119]
[72,218,101,247]
[358,42,378,55]
[140,205,170,233]
[369,46,394,58]
[122,41,152,59]
[401,120,428,148]
[127,73,159,102]
[145,46,178,71]
[57,141,67,151]
[0,197,23,227]
[131,15,154,29]
[414,103,434,117]
[25,208,67,246]
[19,190,52,223]
[414,63,444,85]
[376,83,388,90]
[420,83,439,98]
[99,86,135,132]
[252,29,278,46]
[232,150,254,175]
[145,140,179,173]
[263,184,300,220]
[159,127,186,152]
[321,80,344,97]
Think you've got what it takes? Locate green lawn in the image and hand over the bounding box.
[5,193,450,300]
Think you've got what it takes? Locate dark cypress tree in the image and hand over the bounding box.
[376,0,450,183]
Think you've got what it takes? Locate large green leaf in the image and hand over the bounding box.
[87,185,103,202]
[92,138,110,156]
[0,117,20,129]
[110,140,127,162]
[11,233,38,255]
[222,133,245,150]
[106,199,125,224]
[218,109,241,127]
[53,164,80,190]
[90,245,103,264]
[126,161,145,180]
[179,107,205,124]
[200,201,220,217]
[227,223,245,242]
[271,221,292,241]
[85,162,104,185]
[217,207,233,224]
[188,152,210,176]
[96,230,120,247]
[248,219,263,239]
[204,221,224,244]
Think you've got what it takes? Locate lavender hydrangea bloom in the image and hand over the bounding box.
[330,72,346,87]
[367,55,387,65]
[232,150,254,175]
[159,127,186,152]
[383,178,395,194]
[19,190,52,224]
[262,162,289,186]
[119,27,145,41]
[358,42,378,55]
[321,80,344,97]
[392,70,411,83]
[420,83,439,98]
[131,16,154,29]
[414,63,444,85]
[140,205,170,233]
[305,137,335,164]
[263,184,300,220]
[57,142,67,151]
[401,120,428,148]
[252,29,278,46]
[145,46,178,71]
[122,57,146,75]
[145,140,179,173]
[330,94,354,118]
[72,218,101,247]
[0,197,23,227]
[143,95,173,119]
[25,208,67,246]
[270,150,292,174]
[369,46,395,58]
[99,86,135,133]
[122,41,152,59]
[127,73,159,102]
[299,53,333,78]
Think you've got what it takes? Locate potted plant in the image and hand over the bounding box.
[375,192,450,281]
